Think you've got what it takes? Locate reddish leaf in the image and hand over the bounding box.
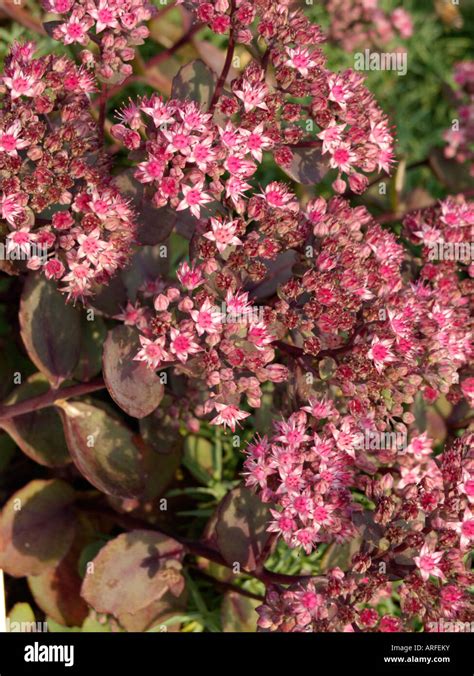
[28,548,88,627]
[278,145,329,185]
[171,59,216,107]
[19,276,81,387]
[57,400,155,499]
[81,530,184,620]
[0,479,76,577]
[73,314,107,383]
[103,325,164,419]
[215,485,271,570]
[1,374,70,467]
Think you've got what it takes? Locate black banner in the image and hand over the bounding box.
[0,631,471,675]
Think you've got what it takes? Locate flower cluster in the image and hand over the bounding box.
[255,432,474,632]
[0,43,136,300]
[41,0,154,83]
[242,197,473,551]
[118,0,394,196]
[443,61,474,177]
[324,0,413,51]
[117,259,288,432]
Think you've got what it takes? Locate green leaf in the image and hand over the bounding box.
[8,602,36,625]
[183,435,216,485]
[103,325,164,419]
[221,592,259,632]
[19,276,81,387]
[1,373,70,467]
[0,479,76,577]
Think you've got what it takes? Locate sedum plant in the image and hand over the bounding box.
[0,0,472,634]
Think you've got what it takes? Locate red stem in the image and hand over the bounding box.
[208,1,236,112]
[0,377,106,422]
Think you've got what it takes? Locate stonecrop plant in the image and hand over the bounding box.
[0,0,472,636]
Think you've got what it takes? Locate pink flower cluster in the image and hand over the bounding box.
[443,61,474,177]
[115,2,394,196]
[0,43,136,300]
[117,260,288,433]
[41,0,154,83]
[254,432,474,632]
[325,0,413,51]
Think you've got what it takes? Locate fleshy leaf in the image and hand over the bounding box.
[1,373,70,467]
[81,530,184,620]
[73,314,107,382]
[171,59,216,107]
[19,276,81,387]
[215,485,271,570]
[28,547,88,627]
[278,145,329,185]
[103,325,164,418]
[57,400,158,499]
[114,169,176,246]
[0,479,76,577]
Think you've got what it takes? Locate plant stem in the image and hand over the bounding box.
[208,1,236,112]
[146,22,205,69]
[97,83,108,145]
[1,0,45,35]
[0,377,106,423]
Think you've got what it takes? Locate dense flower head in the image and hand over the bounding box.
[0,43,136,300]
[118,261,289,432]
[113,5,394,196]
[254,432,474,631]
[325,0,413,51]
[443,61,474,177]
[41,0,155,83]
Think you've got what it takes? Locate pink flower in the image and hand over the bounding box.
[0,121,28,156]
[169,328,201,363]
[461,377,474,407]
[367,336,396,373]
[203,218,242,253]
[239,124,273,162]
[6,228,32,256]
[176,182,212,218]
[449,509,474,550]
[210,403,250,432]
[286,47,317,77]
[190,299,222,335]
[414,544,446,582]
[234,80,268,113]
[259,182,297,210]
[176,261,204,290]
[87,0,119,33]
[0,192,24,225]
[135,336,168,370]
